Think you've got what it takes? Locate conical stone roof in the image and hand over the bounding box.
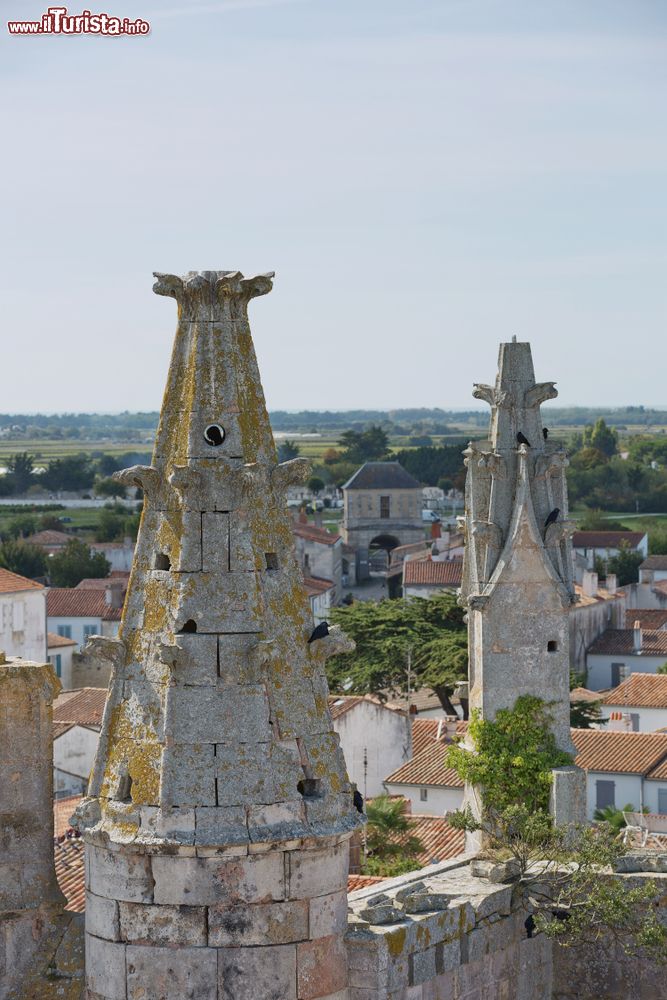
[77,270,360,849]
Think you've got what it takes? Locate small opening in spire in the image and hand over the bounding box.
[155,553,171,571]
[179,619,197,634]
[297,778,322,798]
[547,640,558,653]
[204,424,226,446]
[265,552,278,570]
[116,773,133,803]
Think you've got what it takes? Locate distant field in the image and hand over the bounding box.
[0,439,152,463]
[0,504,111,538]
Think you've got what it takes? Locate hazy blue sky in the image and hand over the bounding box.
[1,0,666,412]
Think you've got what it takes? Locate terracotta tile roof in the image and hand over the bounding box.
[53,687,107,727]
[47,588,123,621]
[0,567,44,594]
[603,673,667,709]
[53,722,73,740]
[653,581,667,598]
[572,728,667,775]
[90,541,132,550]
[386,688,457,716]
[411,717,467,754]
[303,575,335,597]
[54,795,82,838]
[573,583,619,607]
[76,577,127,591]
[402,814,465,866]
[403,558,463,587]
[53,796,86,912]
[640,555,667,571]
[328,694,404,720]
[570,687,604,704]
[26,529,71,546]
[624,609,667,630]
[47,631,78,649]
[647,757,667,780]
[293,522,341,546]
[347,874,387,892]
[587,628,667,656]
[572,530,646,549]
[384,741,464,788]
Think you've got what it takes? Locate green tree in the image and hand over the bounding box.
[307,476,325,495]
[0,540,47,579]
[43,454,95,492]
[391,443,466,488]
[328,592,468,715]
[363,794,424,877]
[95,507,126,543]
[570,698,602,729]
[606,543,644,586]
[656,662,667,675]
[582,418,618,458]
[6,452,35,493]
[49,538,110,587]
[578,511,626,532]
[6,513,38,539]
[277,440,300,463]
[339,426,389,463]
[446,698,666,959]
[95,477,128,499]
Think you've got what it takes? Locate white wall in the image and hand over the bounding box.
[0,589,46,661]
[53,724,99,783]
[383,781,463,816]
[333,700,411,799]
[602,704,667,733]
[587,654,667,690]
[644,780,667,814]
[47,614,102,652]
[47,644,75,689]
[585,771,642,819]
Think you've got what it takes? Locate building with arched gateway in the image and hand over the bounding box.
[341,461,424,579]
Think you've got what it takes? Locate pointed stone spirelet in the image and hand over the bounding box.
[462,340,585,844]
[76,272,359,1000]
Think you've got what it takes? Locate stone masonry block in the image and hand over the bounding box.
[218,942,297,1000]
[194,805,249,845]
[217,633,265,685]
[85,933,127,1000]
[208,898,309,947]
[248,800,308,842]
[202,511,230,572]
[152,851,285,906]
[118,901,207,946]
[288,840,349,900]
[215,742,277,806]
[160,743,216,807]
[165,684,271,743]
[309,890,349,939]
[126,943,217,1000]
[86,891,120,942]
[173,570,264,634]
[297,933,348,999]
[87,845,154,904]
[161,633,218,686]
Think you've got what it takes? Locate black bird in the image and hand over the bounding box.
[544,507,560,529]
[543,427,549,440]
[353,789,364,814]
[307,621,330,643]
[517,431,532,447]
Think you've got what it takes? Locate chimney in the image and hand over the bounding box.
[607,710,632,732]
[104,583,124,609]
[605,573,617,594]
[633,621,642,653]
[582,570,598,598]
[431,520,441,540]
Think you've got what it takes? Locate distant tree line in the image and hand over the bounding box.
[0,451,151,497]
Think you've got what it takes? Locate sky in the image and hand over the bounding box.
[1,0,666,413]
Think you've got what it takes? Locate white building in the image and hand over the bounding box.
[47,585,123,656]
[586,624,667,690]
[383,718,464,815]
[572,530,648,573]
[640,555,667,585]
[568,571,626,675]
[52,687,106,798]
[89,539,135,573]
[0,567,47,661]
[601,673,667,733]
[328,694,411,799]
[573,728,667,818]
[402,557,463,599]
[47,631,77,686]
[304,576,335,625]
[292,521,342,604]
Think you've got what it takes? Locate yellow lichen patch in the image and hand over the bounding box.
[386,926,407,958]
[234,329,276,463]
[143,577,168,633]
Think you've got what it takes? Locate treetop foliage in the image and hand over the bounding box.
[49,538,110,587]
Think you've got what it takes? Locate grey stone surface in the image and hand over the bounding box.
[208,899,309,947]
[86,846,154,904]
[151,851,286,906]
[118,901,207,946]
[85,934,127,1000]
[126,943,217,999]
[218,942,297,1000]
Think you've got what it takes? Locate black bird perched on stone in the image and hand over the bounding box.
[516,431,531,447]
[353,789,364,814]
[544,508,560,529]
[543,427,549,440]
[307,621,330,643]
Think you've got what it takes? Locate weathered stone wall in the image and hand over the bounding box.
[0,656,65,1000]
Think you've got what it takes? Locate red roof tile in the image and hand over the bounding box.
[572,531,645,549]
[0,567,44,594]
[401,814,465,865]
[54,839,85,913]
[570,687,604,704]
[587,628,667,656]
[640,555,667,571]
[76,577,127,591]
[54,795,82,838]
[572,728,667,775]
[347,874,387,892]
[47,588,122,621]
[293,523,341,546]
[603,673,667,709]
[47,631,78,649]
[403,559,463,587]
[328,694,404,720]
[303,575,335,596]
[384,742,464,788]
[624,610,667,630]
[53,688,107,727]
[411,717,466,754]
[26,530,71,546]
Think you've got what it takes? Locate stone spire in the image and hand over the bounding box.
[461,340,585,827]
[76,271,360,1000]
